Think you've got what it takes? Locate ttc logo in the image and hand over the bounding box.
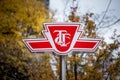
[54,30,70,47]
[23,23,102,55]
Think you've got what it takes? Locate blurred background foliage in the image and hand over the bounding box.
[0,0,120,80]
[0,0,56,80]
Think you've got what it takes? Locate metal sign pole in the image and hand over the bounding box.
[60,56,66,80]
[62,56,66,80]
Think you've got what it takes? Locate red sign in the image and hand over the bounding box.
[23,23,101,55]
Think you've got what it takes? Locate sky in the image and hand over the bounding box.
[49,0,120,44]
[50,0,120,17]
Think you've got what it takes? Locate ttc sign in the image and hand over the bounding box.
[23,23,101,55]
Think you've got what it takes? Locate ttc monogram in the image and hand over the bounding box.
[54,30,70,47]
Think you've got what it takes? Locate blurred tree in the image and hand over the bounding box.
[66,11,120,80]
[64,0,120,80]
[0,0,55,80]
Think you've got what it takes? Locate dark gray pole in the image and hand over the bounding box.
[74,54,78,80]
[60,56,66,80]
